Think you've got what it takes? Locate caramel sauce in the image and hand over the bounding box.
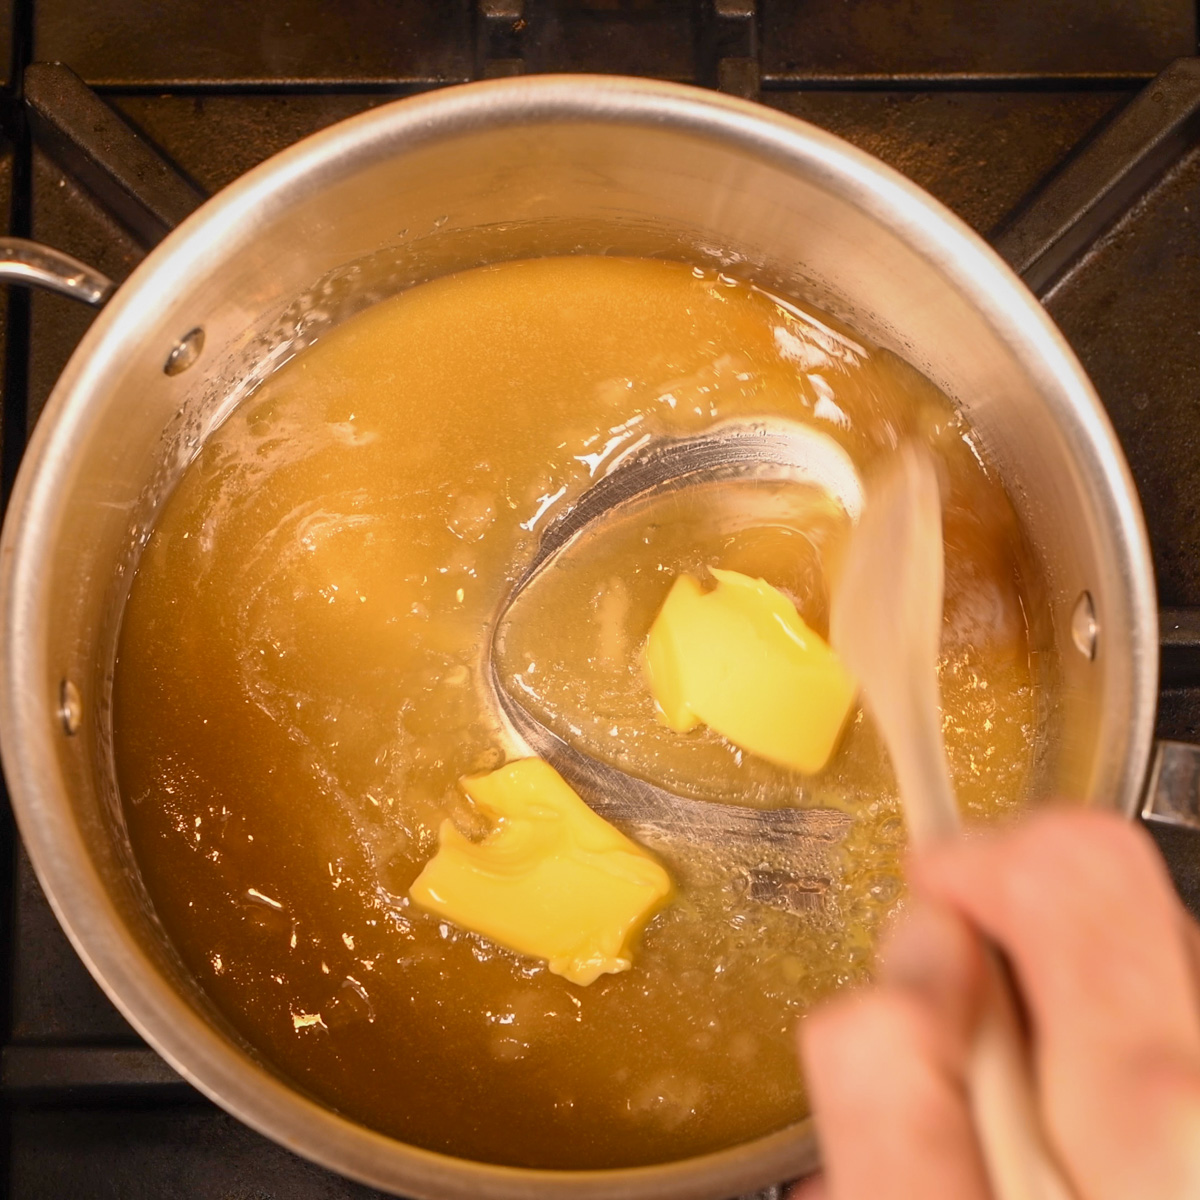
[114,257,1041,1168]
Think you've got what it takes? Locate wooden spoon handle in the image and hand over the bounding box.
[833,445,1074,1199]
[969,948,1076,1200]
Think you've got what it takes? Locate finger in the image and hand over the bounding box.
[800,899,991,1200]
[914,810,1200,1053]
[912,809,1200,1200]
[1181,913,1200,1000]
[787,1174,827,1200]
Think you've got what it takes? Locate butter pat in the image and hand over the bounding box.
[409,759,673,985]
[644,568,855,774]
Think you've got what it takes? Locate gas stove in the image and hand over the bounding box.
[2,3,1199,1196]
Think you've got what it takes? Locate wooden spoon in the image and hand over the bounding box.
[831,444,1074,1200]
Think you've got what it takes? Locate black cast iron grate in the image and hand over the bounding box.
[2,2,1200,1197]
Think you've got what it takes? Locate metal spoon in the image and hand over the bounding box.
[485,419,862,904]
[831,444,1073,1200]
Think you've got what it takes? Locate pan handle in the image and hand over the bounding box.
[0,237,113,306]
[1140,743,1200,914]
[1142,741,1200,828]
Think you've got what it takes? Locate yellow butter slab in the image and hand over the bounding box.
[409,758,673,985]
[643,567,855,773]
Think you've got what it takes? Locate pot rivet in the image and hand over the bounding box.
[164,327,205,376]
[58,679,82,736]
[1071,591,1098,660]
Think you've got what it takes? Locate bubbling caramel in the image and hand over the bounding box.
[114,256,1042,1169]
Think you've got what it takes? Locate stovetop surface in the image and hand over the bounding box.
[3,3,1200,1196]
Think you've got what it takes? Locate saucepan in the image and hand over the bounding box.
[0,74,1179,1199]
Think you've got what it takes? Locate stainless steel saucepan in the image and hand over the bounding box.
[0,75,1181,1199]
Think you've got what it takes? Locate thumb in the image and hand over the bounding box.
[800,898,991,1200]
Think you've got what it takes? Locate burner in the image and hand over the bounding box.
[2,3,1199,1195]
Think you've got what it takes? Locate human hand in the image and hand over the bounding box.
[791,809,1200,1200]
